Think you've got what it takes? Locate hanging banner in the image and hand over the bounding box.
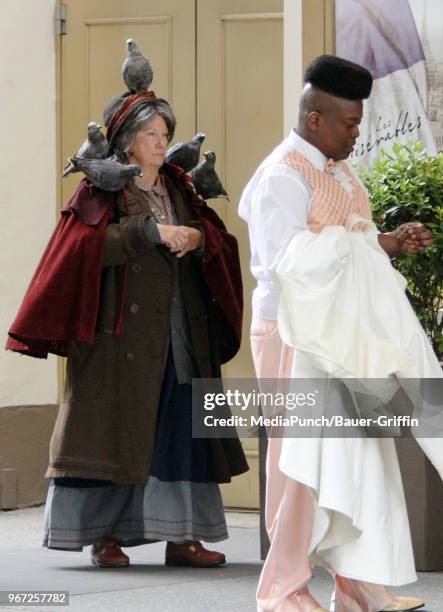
[335,0,437,164]
[409,0,443,152]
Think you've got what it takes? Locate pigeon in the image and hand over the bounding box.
[166,133,206,173]
[63,122,109,177]
[69,158,141,191]
[191,152,229,201]
[122,39,153,93]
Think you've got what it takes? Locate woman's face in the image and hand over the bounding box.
[128,114,169,169]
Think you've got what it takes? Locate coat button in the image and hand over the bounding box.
[125,352,136,361]
[130,303,140,314]
[132,264,142,272]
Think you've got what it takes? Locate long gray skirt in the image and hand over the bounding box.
[43,477,227,550]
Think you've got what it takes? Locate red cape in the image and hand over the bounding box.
[6,166,243,363]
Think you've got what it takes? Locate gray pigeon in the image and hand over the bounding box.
[122,39,153,93]
[191,152,229,201]
[63,122,109,177]
[69,158,141,191]
[166,133,205,173]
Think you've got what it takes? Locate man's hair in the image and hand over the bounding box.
[304,55,373,100]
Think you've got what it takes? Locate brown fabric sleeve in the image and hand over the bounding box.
[101,213,156,268]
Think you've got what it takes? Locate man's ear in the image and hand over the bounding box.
[306,111,321,132]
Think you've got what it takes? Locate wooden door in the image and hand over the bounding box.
[60,0,196,201]
[197,0,284,508]
[59,0,283,509]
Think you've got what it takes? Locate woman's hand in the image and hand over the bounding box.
[157,224,202,257]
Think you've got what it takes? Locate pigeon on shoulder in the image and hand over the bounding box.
[62,122,109,178]
[69,158,141,191]
[122,39,153,93]
[191,152,229,201]
[166,133,205,173]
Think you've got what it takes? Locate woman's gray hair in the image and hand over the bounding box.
[113,99,176,162]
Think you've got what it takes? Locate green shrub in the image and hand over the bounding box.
[359,141,443,360]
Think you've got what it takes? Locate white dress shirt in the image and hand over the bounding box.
[238,130,356,320]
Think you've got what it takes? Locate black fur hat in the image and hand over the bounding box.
[304,55,373,100]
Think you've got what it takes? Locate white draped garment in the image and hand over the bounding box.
[276,216,443,585]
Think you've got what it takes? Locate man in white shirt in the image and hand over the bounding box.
[239,55,432,612]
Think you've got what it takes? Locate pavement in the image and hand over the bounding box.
[0,506,442,611]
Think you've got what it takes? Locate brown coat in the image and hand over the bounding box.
[46,172,248,484]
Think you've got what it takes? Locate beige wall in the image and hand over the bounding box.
[284,0,335,133]
[284,0,303,133]
[0,0,58,408]
[0,1,58,508]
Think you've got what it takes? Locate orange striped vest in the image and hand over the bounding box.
[281,150,372,233]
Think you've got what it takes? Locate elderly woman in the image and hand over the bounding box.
[7,91,247,567]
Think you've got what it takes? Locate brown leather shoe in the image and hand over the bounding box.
[165,540,225,567]
[91,536,129,568]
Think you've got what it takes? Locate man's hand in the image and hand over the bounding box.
[379,222,433,257]
[391,222,434,254]
[157,224,202,258]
